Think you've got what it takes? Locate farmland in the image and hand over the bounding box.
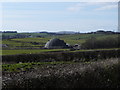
[1,32,120,88]
[2,33,119,49]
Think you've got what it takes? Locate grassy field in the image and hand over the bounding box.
[2,61,76,72]
[2,48,120,56]
[2,49,69,55]
[2,38,46,48]
[54,34,118,45]
[2,32,51,37]
[12,37,49,42]
[71,48,120,52]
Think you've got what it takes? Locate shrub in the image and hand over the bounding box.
[82,35,120,49]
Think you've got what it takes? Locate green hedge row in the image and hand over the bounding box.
[2,49,120,63]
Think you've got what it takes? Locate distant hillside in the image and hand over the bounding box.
[2,30,120,40]
[56,31,77,34]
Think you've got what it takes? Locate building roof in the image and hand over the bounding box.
[45,38,68,49]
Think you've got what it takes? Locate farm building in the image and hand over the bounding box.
[44,38,68,49]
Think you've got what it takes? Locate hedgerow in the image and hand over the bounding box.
[2,49,120,63]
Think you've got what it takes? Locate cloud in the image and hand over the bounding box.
[95,4,118,11]
[67,2,117,12]
[67,3,84,12]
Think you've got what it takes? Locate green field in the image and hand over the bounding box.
[2,49,69,55]
[2,32,51,37]
[2,38,48,48]
[71,48,120,52]
[2,61,76,72]
[2,48,119,56]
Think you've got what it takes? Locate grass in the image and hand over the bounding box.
[2,33,50,38]
[71,48,120,52]
[2,61,76,72]
[2,48,119,55]
[2,49,69,55]
[12,37,49,43]
[2,38,45,48]
[2,40,23,46]
[54,34,118,44]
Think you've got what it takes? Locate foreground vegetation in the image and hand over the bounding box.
[2,61,76,72]
[2,58,120,88]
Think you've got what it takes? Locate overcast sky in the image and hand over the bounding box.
[2,2,118,32]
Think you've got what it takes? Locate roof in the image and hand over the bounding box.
[45,38,68,49]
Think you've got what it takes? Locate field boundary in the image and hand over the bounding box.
[2,49,120,63]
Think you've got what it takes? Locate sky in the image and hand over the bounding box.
[1,2,118,33]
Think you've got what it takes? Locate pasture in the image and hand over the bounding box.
[2,49,69,55]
